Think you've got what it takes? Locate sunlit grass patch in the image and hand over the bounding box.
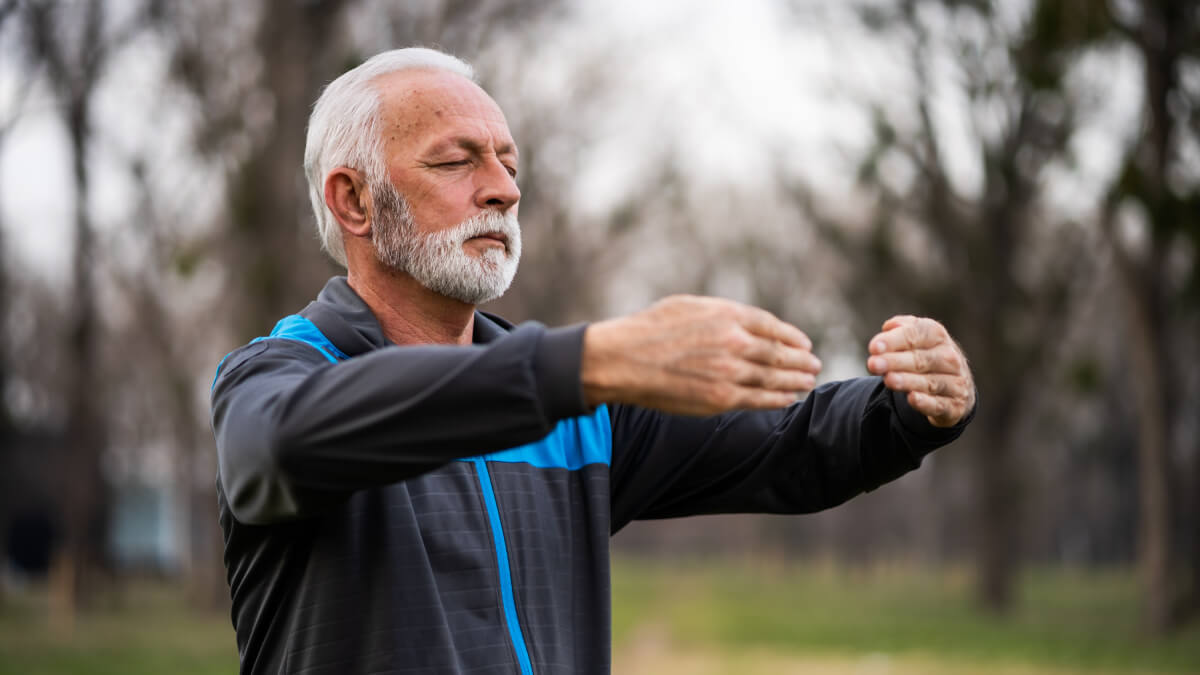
[612,557,1200,674]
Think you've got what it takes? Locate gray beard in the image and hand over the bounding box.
[371,181,521,305]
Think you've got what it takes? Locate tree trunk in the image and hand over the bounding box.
[229,0,349,341]
[0,200,8,611]
[54,93,109,626]
[1192,444,1200,621]
[971,403,1020,612]
[1123,0,1186,634]
[1122,271,1175,632]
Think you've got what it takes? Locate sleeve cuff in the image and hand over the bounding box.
[534,323,591,421]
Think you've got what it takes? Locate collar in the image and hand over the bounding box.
[300,277,511,358]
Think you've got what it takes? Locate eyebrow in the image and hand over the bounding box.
[427,137,518,159]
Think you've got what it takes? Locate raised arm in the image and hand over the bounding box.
[213,295,823,525]
[212,322,588,524]
[605,314,976,530]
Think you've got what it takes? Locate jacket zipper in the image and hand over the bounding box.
[472,458,535,675]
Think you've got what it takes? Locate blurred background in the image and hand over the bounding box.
[0,0,1197,673]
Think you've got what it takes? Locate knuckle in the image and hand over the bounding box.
[711,384,739,409]
[722,328,751,352]
[956,351,971,375]
[770,343,788,367]
[940,347,960,371]
[913,350,930,372]
[743,364,768,387]
[758,368,781,390]
[713,358,740,381]
[748,306,777,326]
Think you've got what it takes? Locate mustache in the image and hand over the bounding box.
[447,210,520,243]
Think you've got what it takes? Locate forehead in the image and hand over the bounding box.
[374,69,515,154]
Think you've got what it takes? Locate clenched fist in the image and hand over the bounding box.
[866,315,975,427]
[581,295,822,416]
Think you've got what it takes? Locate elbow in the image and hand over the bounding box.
[217,428,307,526]
[223,477,294,526]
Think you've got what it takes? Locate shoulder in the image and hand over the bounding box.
[212,337,333,394]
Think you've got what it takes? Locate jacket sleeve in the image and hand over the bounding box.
[211,323,589,525]
[608,376,973,532]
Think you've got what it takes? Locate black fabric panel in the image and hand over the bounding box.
[222,462,521,674]
[488,463,612,675]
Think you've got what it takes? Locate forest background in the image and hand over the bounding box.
[0,0,1197,672]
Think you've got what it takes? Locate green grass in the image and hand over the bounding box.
[0,583,237,675]
[1,562,1197,673]
[612,557,1200,673]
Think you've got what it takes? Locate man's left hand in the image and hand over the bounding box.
[866,315,976,428]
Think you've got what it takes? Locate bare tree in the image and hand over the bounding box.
[10,0,157,621]
[1095,0,1200,632]
[161,0,355,342]
[782,0,1096,613]
[0,0,20,608]
[0,0,23,447]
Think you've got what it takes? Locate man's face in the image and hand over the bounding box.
[368,69,522,304]
[370,177,521,305]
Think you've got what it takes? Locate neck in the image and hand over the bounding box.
[347,264,475,346]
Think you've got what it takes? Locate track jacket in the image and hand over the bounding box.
[211,277,971,674]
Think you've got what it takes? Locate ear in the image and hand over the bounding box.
[324,168,372,238]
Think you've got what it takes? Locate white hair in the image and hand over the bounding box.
[304,47,476,267]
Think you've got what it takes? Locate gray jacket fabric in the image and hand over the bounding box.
[211,276,970,674]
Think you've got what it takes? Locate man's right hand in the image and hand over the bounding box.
[581,295,822,416]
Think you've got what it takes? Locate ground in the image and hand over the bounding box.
[0,558,1196,674]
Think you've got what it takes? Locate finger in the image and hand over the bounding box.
[737,306,812,350]
[740,336,822,374]
[881,372,969,400]
[733,362,818,392]
[730,385,804,411]
[687,381,799,415]
[906,391,965,428]
[869,317,945,355]
[867,345,962,376]
[880,314,919,332]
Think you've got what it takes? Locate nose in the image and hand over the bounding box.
[473,157,520,212]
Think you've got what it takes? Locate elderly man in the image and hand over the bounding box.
[211,47,975,674]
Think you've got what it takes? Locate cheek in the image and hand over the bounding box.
[408,187,471,231]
